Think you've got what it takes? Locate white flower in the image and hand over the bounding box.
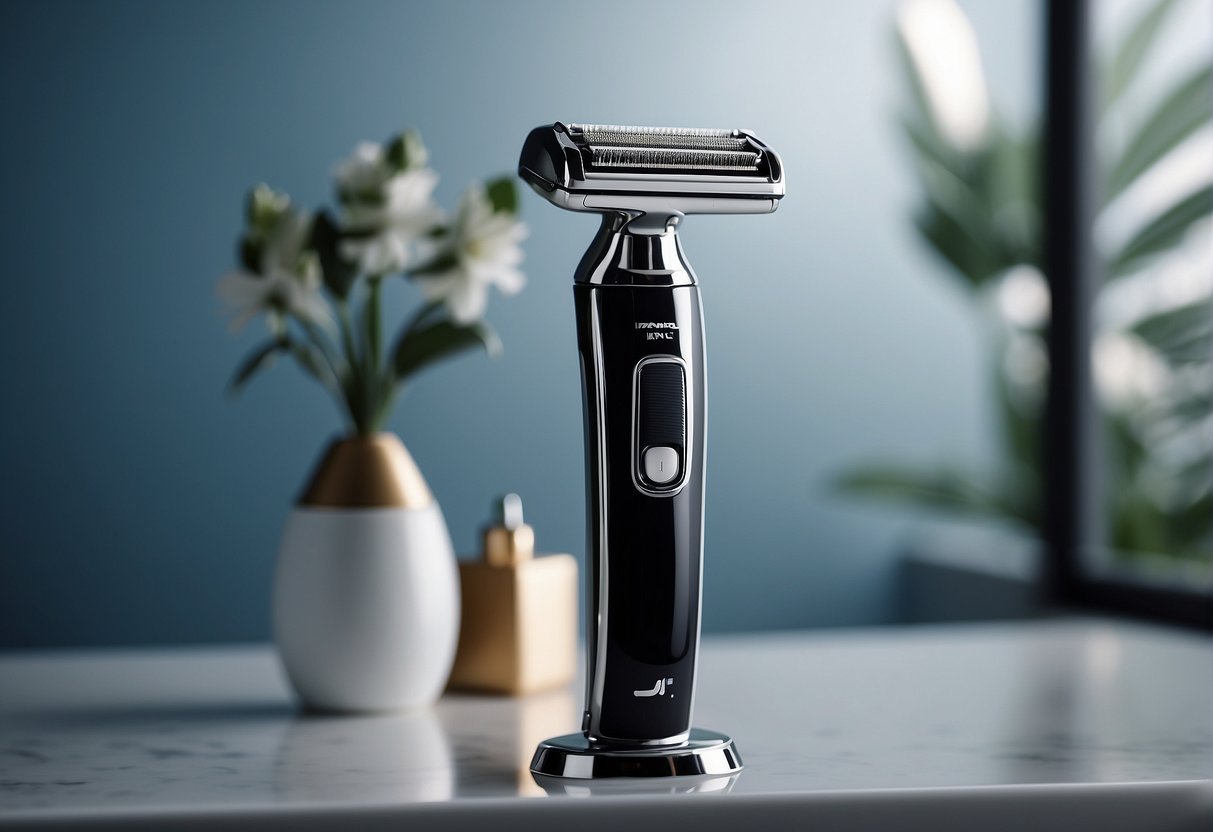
[415,184,528,323]
[334,142,395,199]
[335,141,443,275]
[897,0,991,152]
[218,211,330,331]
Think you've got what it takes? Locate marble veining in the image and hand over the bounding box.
[0,619,1209,818]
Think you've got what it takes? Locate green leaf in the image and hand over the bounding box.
[1167,492,1213,558]
[1106,64,1212,199]
[994,367,1042,484]
[410,249,458,277]
[893,26,947,154]
[1109,480,1171,554]
[1172,453,1213,506]
[228,338,287,395]
[834,464,1033,526]
[1103,0,1182,109]
[894,17,1041,289]
[901,115,956,176]
[392,319,502,383]
[384,129,427,171]
[913,199,1003,289]
[485,176,519,215]
[310,210,358,299]
[901,119,1036,287]
[1169,383,1213,422]
[1101,366,1212,557]
[1110,184,1212,276]
[990,357,1043,527]
[986,130,1042,268]
[238,236,262,274]
[399,298,445,334]
[288,341,334,390]
[1131,297,1213,366]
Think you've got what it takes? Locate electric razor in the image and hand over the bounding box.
[518,123,784,779]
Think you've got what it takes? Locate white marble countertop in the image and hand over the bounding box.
[0,618,1210,830]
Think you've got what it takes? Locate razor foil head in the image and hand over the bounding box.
[518,122,784,220]
[573,124,759,171]
[590,146,759,172]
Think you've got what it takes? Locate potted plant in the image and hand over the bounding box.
[839,0,1211,601]
[217,130,527,711]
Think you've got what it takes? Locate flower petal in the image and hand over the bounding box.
[446,277,489,323]
[492,266,526,295]
[217,271,266,306]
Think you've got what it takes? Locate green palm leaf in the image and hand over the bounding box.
[1106,64,1212,200]
[1131,297,1213,366]
[835,464,1035,527]
[1111,185,1213,276]
[1103,0,1182,109]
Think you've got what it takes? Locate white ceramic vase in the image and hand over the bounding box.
[272,433,459,712]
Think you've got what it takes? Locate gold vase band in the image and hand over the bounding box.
[298,433,433,509]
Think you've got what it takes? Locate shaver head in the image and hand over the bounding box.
[519,122,785,229]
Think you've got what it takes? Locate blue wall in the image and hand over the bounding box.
[0,0,1037,647]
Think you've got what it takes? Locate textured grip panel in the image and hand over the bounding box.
[638,362,686,448]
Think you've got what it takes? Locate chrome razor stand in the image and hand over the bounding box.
[530,728,742,783]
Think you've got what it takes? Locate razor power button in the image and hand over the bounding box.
[635,359,686,492]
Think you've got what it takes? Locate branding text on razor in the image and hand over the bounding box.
[636,322,678,341]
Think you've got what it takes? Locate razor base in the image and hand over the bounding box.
[529,728,742,780]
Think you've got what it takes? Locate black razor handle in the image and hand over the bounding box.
[575,281,706,744]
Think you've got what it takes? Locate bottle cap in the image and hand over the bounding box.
[484,493,535,567]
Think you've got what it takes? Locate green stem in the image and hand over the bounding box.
[337,299,366,434]
[299,320,355,430]
[337,300,358,370]
[356,281,385,436]
[367,278,383,428]
[368,384,398,435]
[301,321,345,381]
